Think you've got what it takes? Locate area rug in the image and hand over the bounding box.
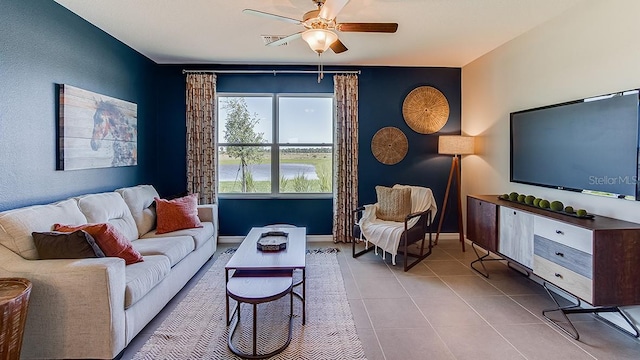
[133,248,367,359]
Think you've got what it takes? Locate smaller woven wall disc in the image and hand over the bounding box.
[402,86,450,134]
[371,127,408,165]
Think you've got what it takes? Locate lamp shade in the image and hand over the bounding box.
[301,29,338,53]
[438,135,475,155]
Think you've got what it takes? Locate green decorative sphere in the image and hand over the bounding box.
[550,201,564,211]
[539,200,550,209]
[533,198,542,207]
[564,206,574,214]
[517,194,526,203]
[525,195,535,205]
[576,209,588,217]
[509,192,519,201]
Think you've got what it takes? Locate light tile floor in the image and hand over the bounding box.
[338,239,640,360]
[122,239,640,360]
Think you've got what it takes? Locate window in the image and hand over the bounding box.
[217,94,333,196]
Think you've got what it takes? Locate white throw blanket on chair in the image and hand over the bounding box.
[358,185,437,265]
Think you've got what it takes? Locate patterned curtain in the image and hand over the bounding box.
[186,73,217,204]
[332,74,359,243]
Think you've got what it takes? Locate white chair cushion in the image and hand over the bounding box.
[76,192,139,241]
[0,199,87,260]
[116,185,159,237]
[131,236,194,267]
[124,255,170,308]
[141,222,214,250]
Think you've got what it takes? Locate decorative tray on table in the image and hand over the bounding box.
[257,231,289,252]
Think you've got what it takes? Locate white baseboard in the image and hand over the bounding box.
[218,234,334,244]
[219,233,463,244]
[435,233,464,241]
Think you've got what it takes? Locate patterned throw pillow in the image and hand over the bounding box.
[375,186,412,222]
[32,230,105,259]
[53,223,143,265]
[154,193,203,234]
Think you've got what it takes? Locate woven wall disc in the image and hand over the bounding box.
[402,86,450,134]
[371,127,408,165]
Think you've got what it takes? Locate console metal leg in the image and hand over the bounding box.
[469,242,504,278]
[541,282,640,340]
[506,261,530,277]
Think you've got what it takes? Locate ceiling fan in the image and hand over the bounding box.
[244,0,398,54]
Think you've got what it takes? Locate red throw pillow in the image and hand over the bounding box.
[154,193,203,234]
[53,223,143,265]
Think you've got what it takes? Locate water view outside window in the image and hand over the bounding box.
[217,94,334,195]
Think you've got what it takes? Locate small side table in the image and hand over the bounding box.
[226,271,294,359]
[0,278,32,360]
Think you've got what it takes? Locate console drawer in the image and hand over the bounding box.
[533,255,593,302]
[533,217,592,254]
[534,235,592,279]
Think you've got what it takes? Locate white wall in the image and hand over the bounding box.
[462,0,640,333]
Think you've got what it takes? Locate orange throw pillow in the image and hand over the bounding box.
[53,223,143,265]
[154,193,203,234]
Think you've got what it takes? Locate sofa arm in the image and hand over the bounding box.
[198,204,218,230]
[0,248,127,359]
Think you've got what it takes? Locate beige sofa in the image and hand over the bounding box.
[0,185,218,359]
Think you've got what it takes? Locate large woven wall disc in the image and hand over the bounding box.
[371,127,408,165]
[402,86,450,134]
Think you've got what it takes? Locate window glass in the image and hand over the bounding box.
[278,97,333,144]
[217,94,333,196]
[218,146,271,193]
[279,146,333,193]
[218,96,272,144]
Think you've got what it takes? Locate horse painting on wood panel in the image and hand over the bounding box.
[58,85,137,170]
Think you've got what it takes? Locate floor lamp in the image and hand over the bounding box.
[435,135,475,252]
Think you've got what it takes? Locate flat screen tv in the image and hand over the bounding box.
[510,90,640,201]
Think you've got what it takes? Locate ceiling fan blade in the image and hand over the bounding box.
[318,0,350,21]
[266,32,303,47]
[337,22,398,33]
[243,9,301,25]
[330,39,348,54]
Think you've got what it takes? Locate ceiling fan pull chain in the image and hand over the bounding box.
[317,53,322,83]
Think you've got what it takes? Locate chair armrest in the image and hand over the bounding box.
[353,206,366,222]
[0,248,127,359]
[197,204,218,224]
[405,209,429,221]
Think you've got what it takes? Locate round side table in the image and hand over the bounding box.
[0,278,32,360]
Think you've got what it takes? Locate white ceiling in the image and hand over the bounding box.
[53,0,584,67]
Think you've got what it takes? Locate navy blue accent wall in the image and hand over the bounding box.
[156,65,461,236]
[0,1,157,211]
[1,1,462,236]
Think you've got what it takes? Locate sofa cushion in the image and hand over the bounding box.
[76,192,139,241]
[154,194,203,234]
[32,230,105,259]
[116,185,159,237]
[0,199,87,260]
[54,223,144,265]
[131,236,194,267]
[141,222,214,250]
[124,255,171,309]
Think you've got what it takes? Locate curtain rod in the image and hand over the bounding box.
[182,69,360,75]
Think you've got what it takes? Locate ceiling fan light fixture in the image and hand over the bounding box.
[301,29,338,53]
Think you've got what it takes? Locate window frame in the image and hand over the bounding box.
[216,92,334,199]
